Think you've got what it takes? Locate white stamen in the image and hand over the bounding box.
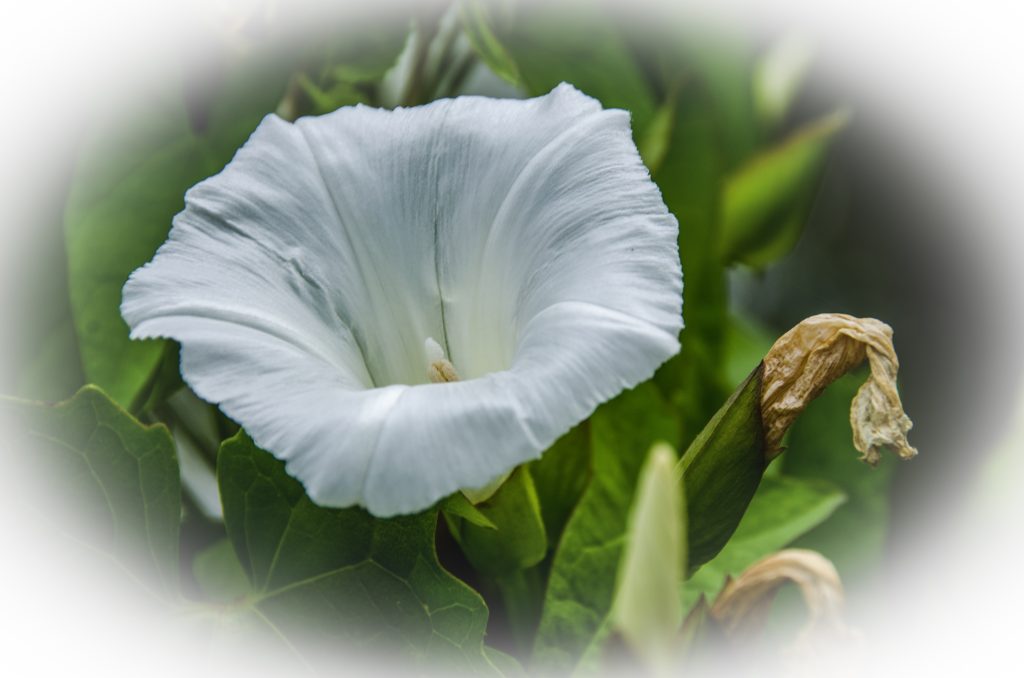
[425,337,460,383]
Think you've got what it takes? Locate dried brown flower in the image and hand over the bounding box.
[761,313,917,465]
[710,548,845,640]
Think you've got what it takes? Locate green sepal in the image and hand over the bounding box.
[677,596,726,659]
[680,365,767,570]
[454,466,547,577]
[442,491,498,531]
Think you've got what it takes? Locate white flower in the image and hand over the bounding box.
[121,84,682,517]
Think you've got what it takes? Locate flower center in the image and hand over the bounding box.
[425,337,460,383]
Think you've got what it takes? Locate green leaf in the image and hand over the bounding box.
[718,109,849,268]
[670,31,760,165]
[455,466,547,576]
[295,74,368,116]
[194,52,297,157]
[533,382,679,672]
[611,443,686,666]
[280,19,409,116]
[465,0,657,133]
[491,566,547,658]
[722,475,845,566]
[65,127,202,409]
[680,365,766,569]
[484,646,527,677]
[682,474,846,609]
[753,34,815,128]
[460,0,522,85]
[781,372,896,589]
[723,313,776,389]
[192,538,251,603]
[324,20,411,85]
[218,431,376,592]
[217,431,498,672]
[65,57,292,410]
[13,198,84,402]
[15,315,84,402]
[529,422,590,547]
[637,92,678,175]
[1,385,181,595]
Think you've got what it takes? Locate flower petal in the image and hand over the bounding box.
[123,84,682,516]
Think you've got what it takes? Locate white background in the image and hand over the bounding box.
[1,1,1021,675]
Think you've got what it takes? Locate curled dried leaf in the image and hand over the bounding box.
[761,313,917,465]
[710,548,845,640]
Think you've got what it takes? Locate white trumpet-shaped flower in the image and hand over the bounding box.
[121,84,682,516]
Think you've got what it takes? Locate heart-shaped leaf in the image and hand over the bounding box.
[217,431,501,673]
[1,385,181,595]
